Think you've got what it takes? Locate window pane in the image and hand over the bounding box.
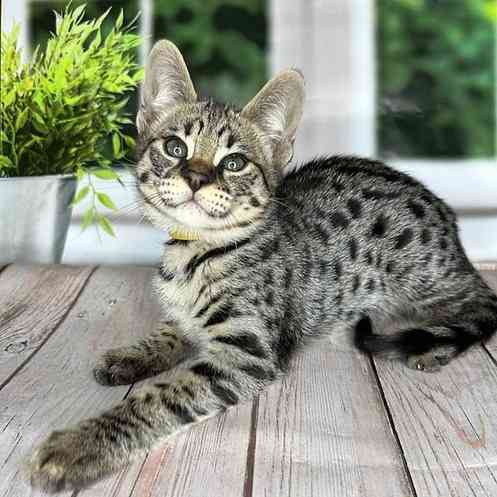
[152,0,267,107]
[377,0,496,159]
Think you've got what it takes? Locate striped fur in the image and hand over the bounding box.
[28,40,497,493]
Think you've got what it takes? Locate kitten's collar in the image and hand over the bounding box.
[169,226,201,241]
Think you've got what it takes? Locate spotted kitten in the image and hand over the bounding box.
[29,40,497,492]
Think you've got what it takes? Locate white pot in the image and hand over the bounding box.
[0,174,76,264]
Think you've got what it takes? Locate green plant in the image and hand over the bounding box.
[0,4,143,236]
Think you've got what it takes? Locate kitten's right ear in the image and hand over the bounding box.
[137,40,197,133]
[241,69,305,165]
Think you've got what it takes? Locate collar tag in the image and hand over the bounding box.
[169,227,201,241]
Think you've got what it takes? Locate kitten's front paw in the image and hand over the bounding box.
[28,429,99,493]
[93,348,145,386]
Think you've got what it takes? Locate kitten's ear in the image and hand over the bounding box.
[137,40,197,133]
[241,69,305,165]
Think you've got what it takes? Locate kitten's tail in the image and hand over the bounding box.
[353,314,497,358]
[353,317,434,357]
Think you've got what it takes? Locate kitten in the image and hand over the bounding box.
[28,40,497,492]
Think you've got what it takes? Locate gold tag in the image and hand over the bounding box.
[169,226,201,241]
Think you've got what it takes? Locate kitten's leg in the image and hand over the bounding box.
[406,292,497,372]
[355,298,497,373]
[93,322,189,386]
[405,330,461,373]
[29,337,278,492]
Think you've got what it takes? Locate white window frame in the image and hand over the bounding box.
[271,0,497,260]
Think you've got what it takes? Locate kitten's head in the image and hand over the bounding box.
[135,40,304,243]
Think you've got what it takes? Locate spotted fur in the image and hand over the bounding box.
[28,40,497,493]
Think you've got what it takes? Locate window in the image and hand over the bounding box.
[378,0,495,159]
[272,0,497,260]
[3,0,495,262]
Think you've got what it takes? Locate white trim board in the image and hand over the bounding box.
[391,159,497,212]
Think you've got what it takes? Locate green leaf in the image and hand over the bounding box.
[112,134,121,157]
[75,168,86,182]
[115,10,124,30]
[132,68,145,82]
[15,109,29,130]
[81,208,95,230]
[97,192,118,210]
[98,215,116,237]
[92,168,119,180]
[122,134,136,148]
[0,155,14,168]
[71,185,90,205]
[72,4,87,22]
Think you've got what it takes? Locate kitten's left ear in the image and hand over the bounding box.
[241,69,305,165]
[137,40,197,133]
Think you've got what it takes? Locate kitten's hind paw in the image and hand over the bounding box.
[406,349,453,373]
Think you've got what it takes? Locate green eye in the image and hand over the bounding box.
[165,137,187,158]
[221,154,247,172]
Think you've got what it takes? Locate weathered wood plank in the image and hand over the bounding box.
[79,402,253,497]
[0,266,159,497]
[251,341,414,497]
[0,264,94,388]
[477,268,497,360]
[374,346,497,497]
[478,268,497,294]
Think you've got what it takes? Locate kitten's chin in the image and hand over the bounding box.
[145,201,259,244]
[145,200,229,231]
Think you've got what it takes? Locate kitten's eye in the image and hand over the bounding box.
[220,154,247,172]
[164,137,187,159]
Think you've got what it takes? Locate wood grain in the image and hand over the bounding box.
[373,345,497,497]
[0,266,159,497]
[251,340,414,497]
[0,264,94,388]
[478,269,497,358]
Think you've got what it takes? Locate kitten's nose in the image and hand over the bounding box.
[183,170,210,192]
[181,159,212,192]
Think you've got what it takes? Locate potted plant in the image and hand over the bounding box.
[0,4,143,264]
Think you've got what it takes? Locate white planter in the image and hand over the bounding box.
[0,174,76,264]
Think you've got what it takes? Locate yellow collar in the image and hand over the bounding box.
[169,226,201,241]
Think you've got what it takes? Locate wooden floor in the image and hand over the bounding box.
[1,264,497,497]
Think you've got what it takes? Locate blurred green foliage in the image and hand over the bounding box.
[378,0,496,158]
[152,0,267,106]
